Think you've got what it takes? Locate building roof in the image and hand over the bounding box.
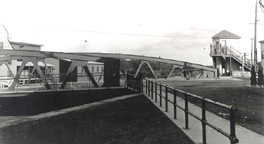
[9,41,43,47]
[259,40,264,43]
[212,30,241,39]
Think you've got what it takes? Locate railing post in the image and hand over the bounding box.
[155,82,157,103]
[141,78,143,93]
[127,75,130,88]
[145,79,148,95]
[173,89,177,119]
[135,76,138,91]
[126,74,128,88]
[151,81,153,99]
[230,107,239,144]
[137,76,140,92]
[159,84,162,107]
[148,80,150,97]
[202,97,207,144]
[184,93,189,129]
[165,85,168,112]
[138,77,141,92]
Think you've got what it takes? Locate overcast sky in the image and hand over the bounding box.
[1,0,264,65]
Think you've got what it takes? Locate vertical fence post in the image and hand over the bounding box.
[89,78,91,90]
[151,81,153,99]
[136,76,139,92]
[184,93,189,129]
[141,78,143,93]
[173,89,177,119]
[128,75,131,89]
[129,75,131,89]
[230,107,238,144]
[155,82,157,103]
[135,76,137,91]
[125,74,128,89]
[138,77,140,92]
[148,80,150,97]
[138,76,140,92]
[202,97,207,144]
[159,84,162,107]
[145,79,148,95]
[165,85,168,112]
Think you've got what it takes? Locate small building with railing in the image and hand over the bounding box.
[210,30,251,77]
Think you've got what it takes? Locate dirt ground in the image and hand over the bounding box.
[157,77,264,135]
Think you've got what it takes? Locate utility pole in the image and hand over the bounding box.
[254,0,258,69]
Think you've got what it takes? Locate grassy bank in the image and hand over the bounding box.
[158,78,264,135]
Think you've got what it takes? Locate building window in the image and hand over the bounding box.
[262,51,264,60]
[0,42,3,49]
[97,66,99,72]
[8,60,12,64]
[92,66,94,73]
[101,66,104,72]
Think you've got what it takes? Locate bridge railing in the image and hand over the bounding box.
[126,76,239,144]
[0,73,107,91]
[126,74,143,92]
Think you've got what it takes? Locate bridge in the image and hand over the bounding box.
[0,49,249,144]
[0,49,217,91]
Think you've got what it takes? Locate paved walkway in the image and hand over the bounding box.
[143,90,264,144]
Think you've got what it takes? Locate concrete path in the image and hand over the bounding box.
[143,90,264,144]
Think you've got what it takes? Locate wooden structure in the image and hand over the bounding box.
[210,30,251,76]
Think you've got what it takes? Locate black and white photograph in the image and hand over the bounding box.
[0,0,264,143]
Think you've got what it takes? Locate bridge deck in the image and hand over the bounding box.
[0,49,217,73]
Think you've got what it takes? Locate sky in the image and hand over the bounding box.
[1,0,264,65]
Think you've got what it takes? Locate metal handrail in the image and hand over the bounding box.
[126,76,239,144]
[210,44,252,68]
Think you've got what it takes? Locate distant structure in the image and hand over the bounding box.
[0,25,103,88]
[58,59,103,83]
[0,25,54,87]
[210,30,251,77]
[9,41,43,51]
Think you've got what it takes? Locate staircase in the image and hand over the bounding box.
[228,47,251,71]
[210,45,252,71]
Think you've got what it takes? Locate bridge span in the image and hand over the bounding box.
[0,49,217,91]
